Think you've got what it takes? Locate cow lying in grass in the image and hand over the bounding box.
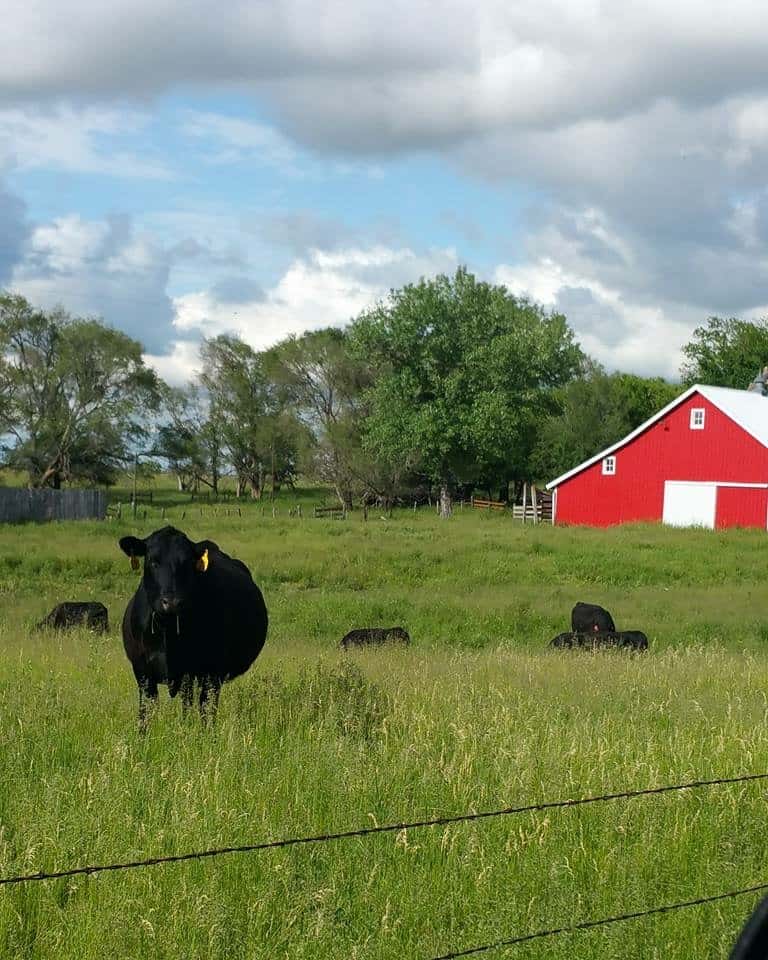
[340,627,410,650]
[550,630,648,651]
[36,601,109,633]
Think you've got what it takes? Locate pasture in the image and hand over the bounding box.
[2,496,768,958]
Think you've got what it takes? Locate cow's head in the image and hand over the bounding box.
[119,526,209,614]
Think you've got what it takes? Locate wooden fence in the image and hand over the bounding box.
[470,497,507,511]
[0,488,107,523]
[511,484,553,524]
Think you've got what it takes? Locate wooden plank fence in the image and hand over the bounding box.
[313,505,346,519]
[0,488,107,523]
[470,497,507,511]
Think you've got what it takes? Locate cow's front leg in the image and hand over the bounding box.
[180,676,195,715]
[137,675,158,732]
[199,677,221,724]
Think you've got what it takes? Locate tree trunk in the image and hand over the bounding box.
[439,483,452,519]
[335,486,353,511]
[270,444,276,501]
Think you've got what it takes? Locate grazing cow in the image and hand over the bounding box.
[119,526,268,728]
[571,601,616,634]
[36,601,109,633]
[550,630,648,651]
[340,627,410,650]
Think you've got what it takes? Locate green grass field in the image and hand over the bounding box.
[1,491,768,958]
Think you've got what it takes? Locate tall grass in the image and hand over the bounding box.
[1,505,767,957]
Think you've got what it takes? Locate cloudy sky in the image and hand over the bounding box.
[2,1,768,383]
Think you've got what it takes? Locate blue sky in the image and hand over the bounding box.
[2,1,768,383]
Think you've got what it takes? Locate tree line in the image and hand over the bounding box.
[2,271,767,517]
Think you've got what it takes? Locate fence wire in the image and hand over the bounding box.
[0,771,766,887]
[429,882,768,958]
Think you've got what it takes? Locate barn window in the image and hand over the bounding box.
[602,455,616,475]
[690,408,706,430]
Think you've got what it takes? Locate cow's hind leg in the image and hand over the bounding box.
[199,677,221,725]
[137,675,159,733]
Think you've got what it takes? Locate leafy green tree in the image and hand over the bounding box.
[0,292,160,488]
[155,385,213,492]
[200,334,306,498]
[529,364,682,482]
[349,267,584,517]
[266,328,397,508]
[681,316,768,388]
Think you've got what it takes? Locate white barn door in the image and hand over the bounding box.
[662,482,716,528]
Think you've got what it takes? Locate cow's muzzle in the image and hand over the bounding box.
[158,595,182,614]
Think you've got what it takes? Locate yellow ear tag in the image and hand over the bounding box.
[130,555,140,572]
[196,549,209,573]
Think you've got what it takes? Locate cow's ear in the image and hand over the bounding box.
[194,540,216,573]
[119,536,146,571]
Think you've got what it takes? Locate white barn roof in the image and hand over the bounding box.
[546,383,768,490]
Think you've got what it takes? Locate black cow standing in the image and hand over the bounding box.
[119,526,268,728]
[571,601,616,634]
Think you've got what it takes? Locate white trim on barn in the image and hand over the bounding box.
[546,384,768,491]
[663,481,768,488]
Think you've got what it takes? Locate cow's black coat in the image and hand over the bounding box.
[550,630,648,651]
[340,627,410,650]
[119,526,268,726]
[571,601,616,634]
[36,601,109,633]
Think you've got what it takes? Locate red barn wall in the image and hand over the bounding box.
[554,392,768,527]
[715,487,768,530]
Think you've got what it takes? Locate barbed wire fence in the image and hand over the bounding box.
[1,770,766,956]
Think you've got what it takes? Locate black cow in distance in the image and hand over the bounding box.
[571,602,616,634]
[119,526,268,728]
[36,601,109,633]
[550,630,648,652]
[340,627,410,650]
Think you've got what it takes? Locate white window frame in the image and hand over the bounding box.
[602,455,616,476]
[690,407,706,430]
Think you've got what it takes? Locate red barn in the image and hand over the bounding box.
[546,384,768,529]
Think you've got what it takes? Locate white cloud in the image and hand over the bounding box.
[144,339,202,387]
[11,214,176,351]
[172,245,459,352]
[0,105,172,178]
[180,111,299,170]
[3,1,768,380]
